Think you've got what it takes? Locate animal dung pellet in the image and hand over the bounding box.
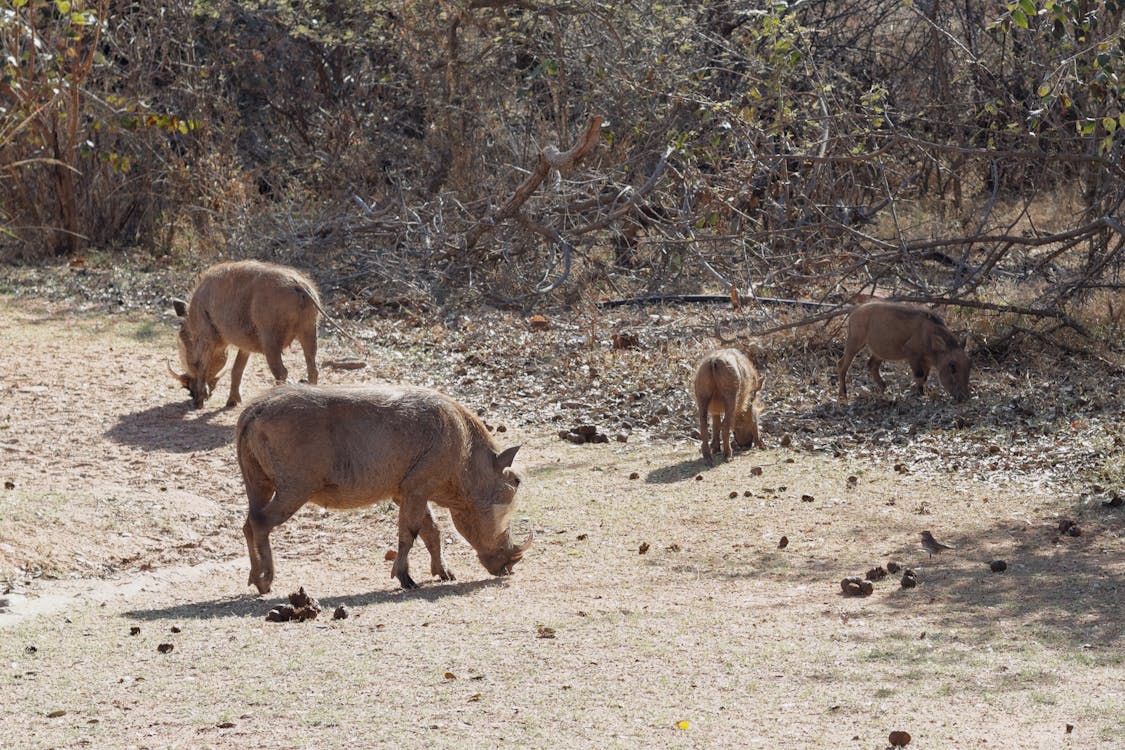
[156,643,174,654]
[778,536,789,549]
[266,605,297,622]
[840,577,874,596]
[989,560,1008,573]
[900,569,918,589]
[332,605,350,620]
[886,561,902,574]
[560,424,610,444]
[865,566,888,581]
[888,730,912,747]
[1058,518,1082,537]
[285,588,322,621]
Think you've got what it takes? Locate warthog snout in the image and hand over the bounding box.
[168,361,226,409]
[935,351,971,402]
[478,533,534,576]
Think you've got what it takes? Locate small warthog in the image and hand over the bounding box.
[169,260,320,408]
[837,301,970,402]
[694,348,766,465]
[236,383,532,593]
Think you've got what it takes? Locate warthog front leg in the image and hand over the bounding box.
[391,495,431,589]
[418,505,454,582]
[911,360,929,395]
[866,355,887,393]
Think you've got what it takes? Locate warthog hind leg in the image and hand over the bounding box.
[698,396,715,465]
[227,349,250,407]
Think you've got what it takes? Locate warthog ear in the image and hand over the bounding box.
[172,298,188,317]
[494,445,520,472]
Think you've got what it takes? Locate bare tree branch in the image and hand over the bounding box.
[464,115,603,250]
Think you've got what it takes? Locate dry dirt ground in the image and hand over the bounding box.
[0,288,1122,750]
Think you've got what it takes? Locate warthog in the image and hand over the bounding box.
[837,301,970,402]
[169,260,320,408]
[694,348,766,465]
[236,383,532,593]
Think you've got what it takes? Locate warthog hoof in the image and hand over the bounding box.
[397,572,419,590]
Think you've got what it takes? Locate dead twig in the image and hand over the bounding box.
[464,115,602,250]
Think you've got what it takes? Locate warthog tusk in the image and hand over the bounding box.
[516,532,534,554]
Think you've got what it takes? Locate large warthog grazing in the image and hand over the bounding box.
[169,260,320,408]
[236,383,532,593]
[693,348,766,465]
[837,301,970,402]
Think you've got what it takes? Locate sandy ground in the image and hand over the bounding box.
[0,294,1122,749]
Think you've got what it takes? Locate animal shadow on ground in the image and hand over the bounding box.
[124,577,507,622]
[105,400,232,453]
[645,457,708,484]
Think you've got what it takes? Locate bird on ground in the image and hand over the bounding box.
[920,530,955,557]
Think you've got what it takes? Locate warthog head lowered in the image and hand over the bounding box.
[168,297,228,408]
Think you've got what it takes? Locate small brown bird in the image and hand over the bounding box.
[920,530,955,557]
